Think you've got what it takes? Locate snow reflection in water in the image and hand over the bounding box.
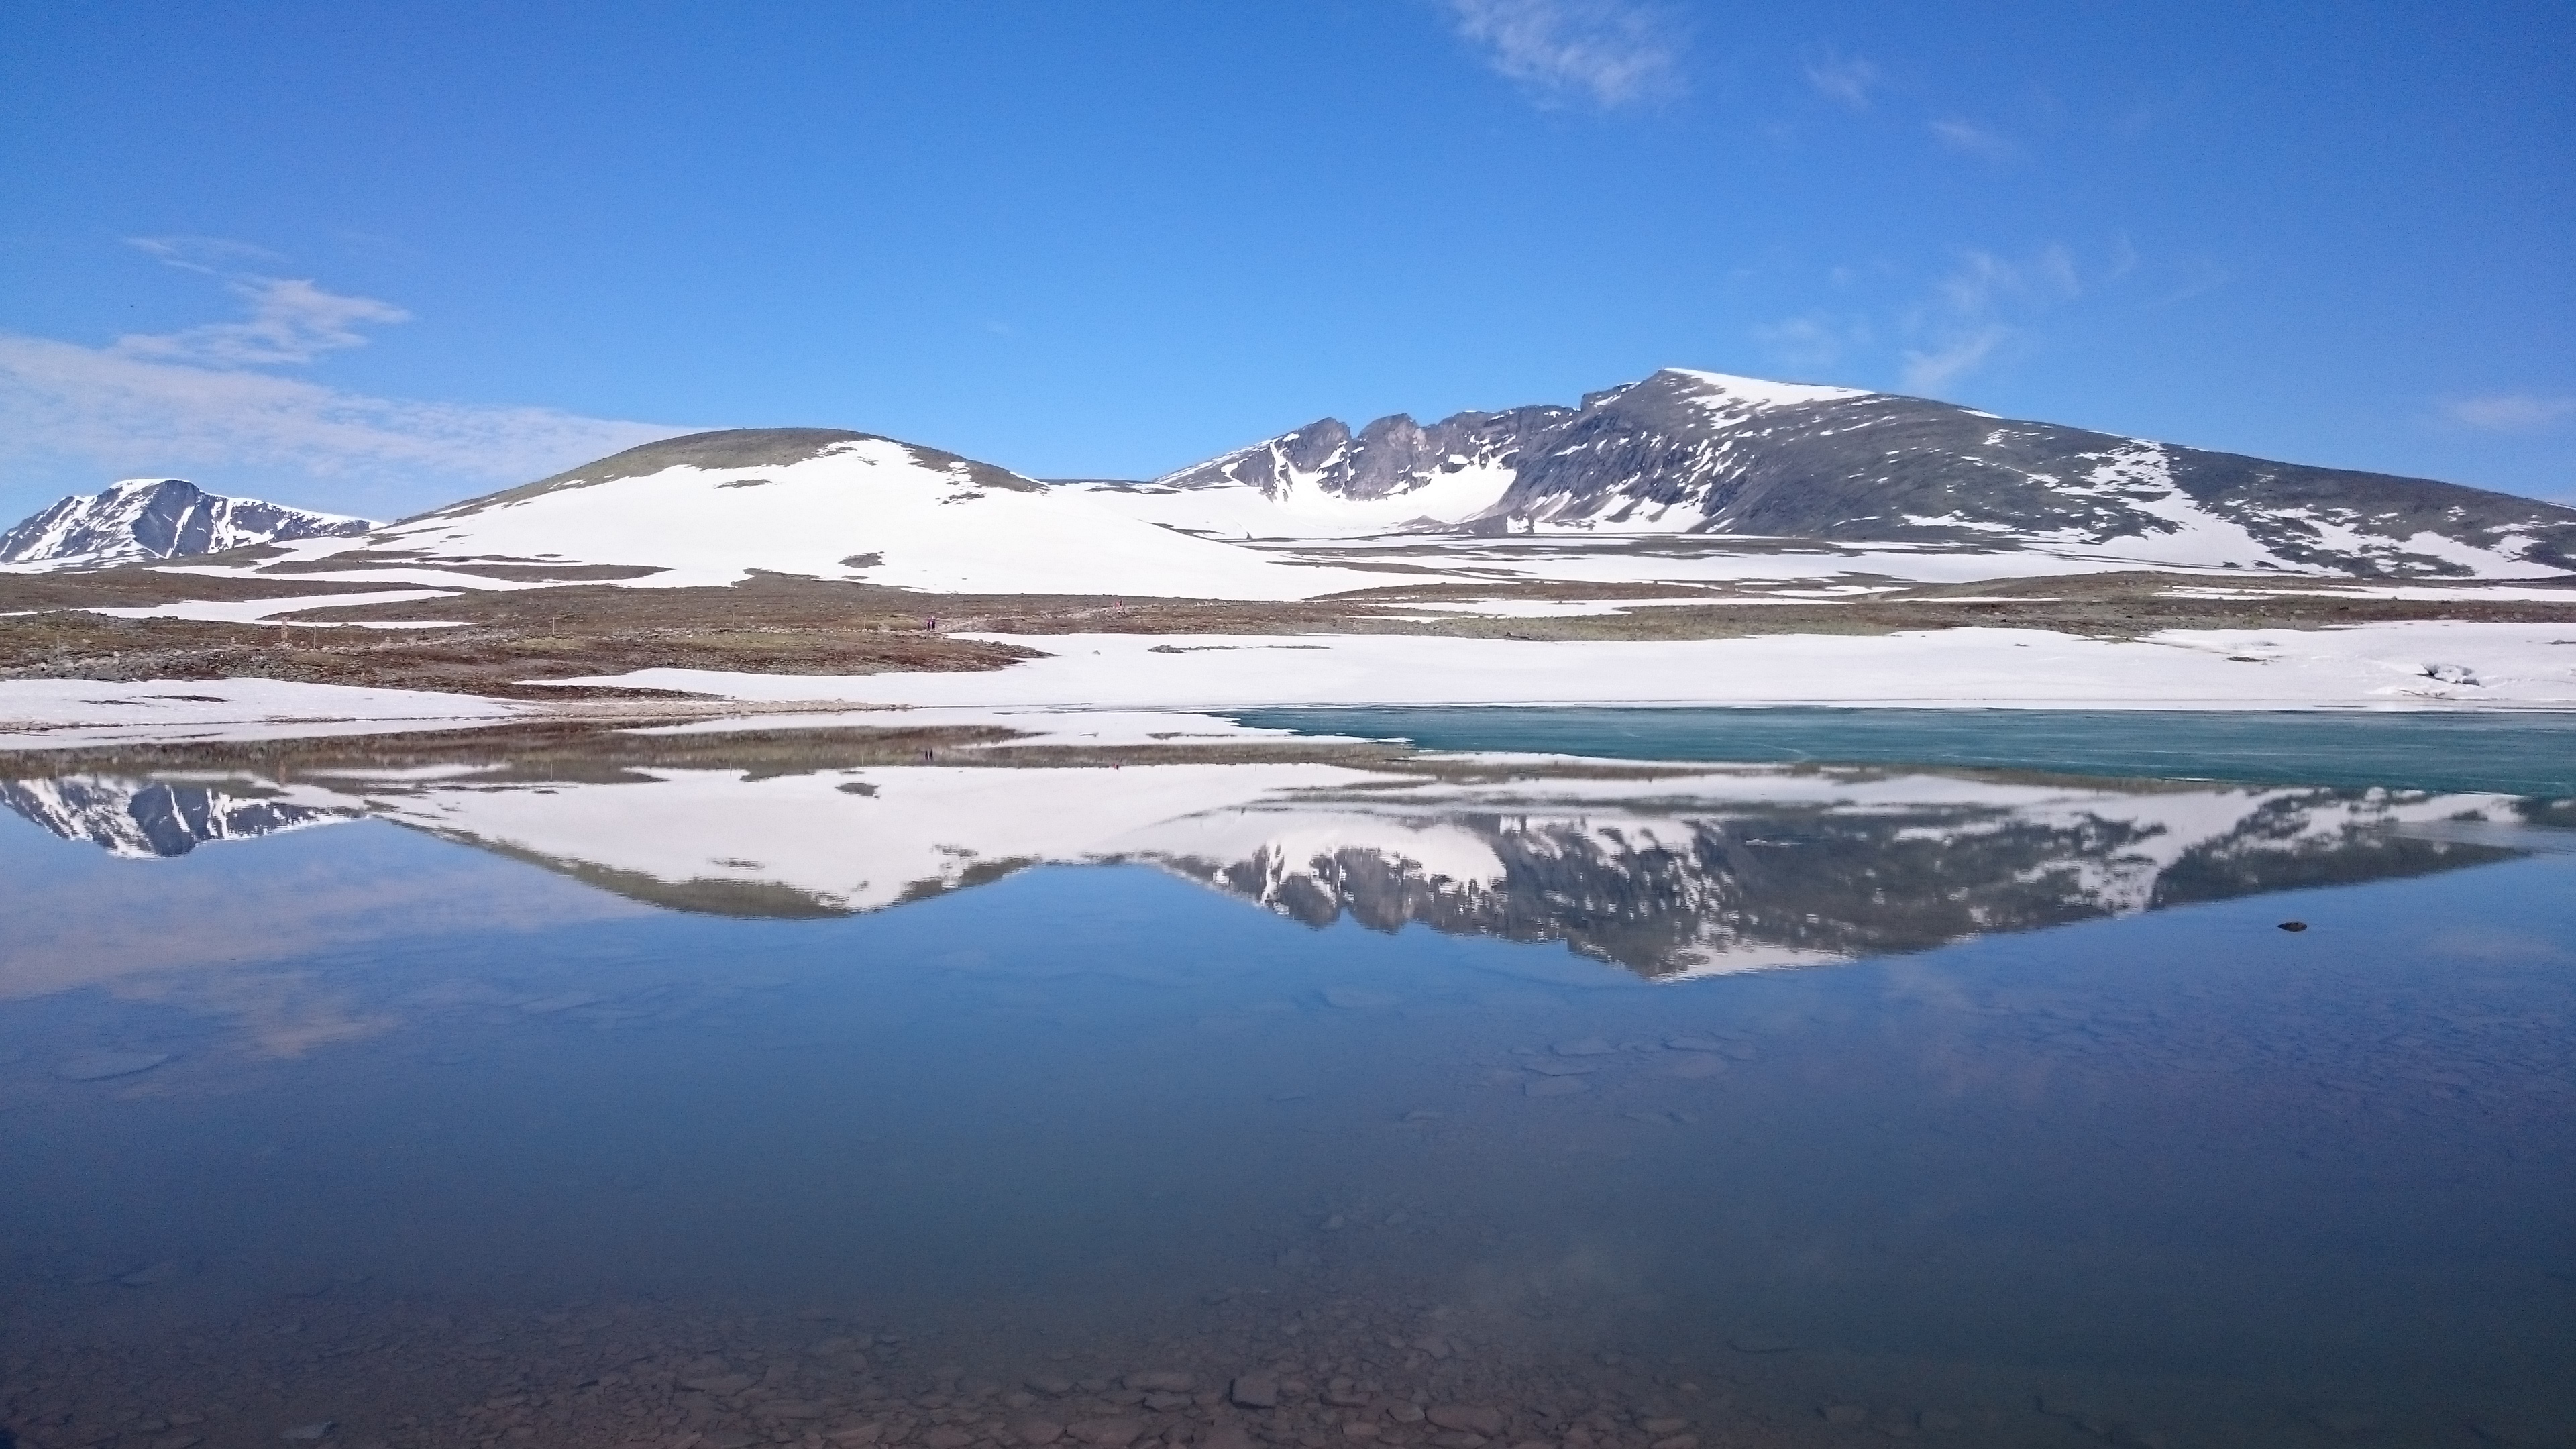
[0,755,2571,1448]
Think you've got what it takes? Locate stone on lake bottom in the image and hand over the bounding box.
[1428,1407,1504,1436]
[1127,1371,1197,1393]
[1230,1375,1279,1408]
[1010,1421,1065,1446]
[1203,1428,1255,1449]
[1069,1417,1144,1448]
[59,1051,171,1081]
[924,1429,975,1449]
[119,1259,182,1287]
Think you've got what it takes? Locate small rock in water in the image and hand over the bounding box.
[1028,1377,1075,1396]
[1126,1372,1196,1393]
[1009,1419,1064,1445]
[1322,987,1399,1009]
[1230,1375,1279,1409]
[1203,1428,1255,1449]
[828,1427,886,1446]
[59,1052,171,1082]
[1067,1417,1142,1448]
[2279,920,2309,932]
[1428,1407,1504,1436]
[924,1429,975,1449]
[278,1424,335,1442]
[1552,1038,1615,1057]
[1525,1077,1589,1097]
[1640,1421,1689,1436]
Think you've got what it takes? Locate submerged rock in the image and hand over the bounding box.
[58,1052,170,1081]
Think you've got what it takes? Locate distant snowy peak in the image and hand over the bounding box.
[1115,367,2576,576]
[0,478,376,568]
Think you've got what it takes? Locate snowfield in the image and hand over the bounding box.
[551,621,2576,714]
[0,677,526,749]
[224,437,1393,600]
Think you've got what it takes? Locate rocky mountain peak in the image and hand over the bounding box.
[0,478,376,568]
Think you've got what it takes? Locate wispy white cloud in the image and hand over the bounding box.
[115,276,414,367]
[1929,117,2015,160]
[0,333,682,497]
[0,245,685,508]
[1900,246,2083,394]
[1446,0,1684,109]
[1752,313,1870,372]
[2443,393,2576,432]
[116,235,413,366]
[125,235,288,274]
[1899,327,2009,393]
[1802,48,1878,111]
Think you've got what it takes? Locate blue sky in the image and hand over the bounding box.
[2,0,2569,522]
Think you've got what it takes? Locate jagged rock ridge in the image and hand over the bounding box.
[0,478,375,567]
[1140,369,2576,575]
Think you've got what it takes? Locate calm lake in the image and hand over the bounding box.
[3,711,2573,1449]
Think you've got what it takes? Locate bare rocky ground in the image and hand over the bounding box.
[3,569,2570,702]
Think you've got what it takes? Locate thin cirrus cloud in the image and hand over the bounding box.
[1803,48,1878,111]
[1444,0,1685,109]
[1928,117,2016,160]
[1899,245,2082,393]
[2442,394,2576,432]
[0,242,686,507]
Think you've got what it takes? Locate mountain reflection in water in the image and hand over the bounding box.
[5,759,2563,977]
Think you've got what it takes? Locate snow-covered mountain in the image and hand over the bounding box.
[0,478,375,568]
[9,765,2541,977]
[1077,369,2576,576]
[237,428,1385,598]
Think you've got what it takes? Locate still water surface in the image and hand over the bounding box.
[2,718,2573,1449]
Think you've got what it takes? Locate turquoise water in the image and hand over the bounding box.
[1,749,2572,1449]
[1229,707,2576,795]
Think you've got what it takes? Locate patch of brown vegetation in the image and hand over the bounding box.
[4,568,2571,704]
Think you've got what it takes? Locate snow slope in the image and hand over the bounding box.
[231,430,1389,599]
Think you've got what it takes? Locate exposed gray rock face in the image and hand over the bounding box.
[1161,369,2576,575]
[0,478,374,567]
[1158,407,1570,503]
